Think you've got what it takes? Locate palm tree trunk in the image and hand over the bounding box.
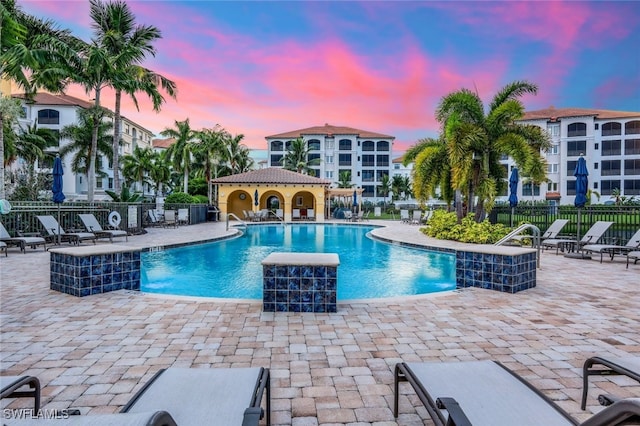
[455,189,463,222]
[183,168,188,193]
[88,89,102,203]
[0,115,5,200]
[112,90,122,194]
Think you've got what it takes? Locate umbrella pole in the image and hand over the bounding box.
[576,208,581,244]
[57,204,61,245]
[510,207,514,228]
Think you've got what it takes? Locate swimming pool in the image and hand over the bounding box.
[141,224,456,299]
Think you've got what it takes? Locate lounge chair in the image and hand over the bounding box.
[411,210,422,225]
[36,215,96,245]
[582,356,640,409]
[163,210,177,228]
[1,375,41,411]
[510,219,569,245]
[122,367,270,426]
[145,209,164,227]
[307,208,315,221]
[627,251,640,268]
[400,209,410,223]
[177,208,189,225]
[0,241,6,256]
[0,221,47,253]
[78,214,128,243]
[542,221,614,254]
[275,209,284,220]
[292,209,301,220]
[582,229,640,263]
[394,360,640,426]
[343,210,353,221]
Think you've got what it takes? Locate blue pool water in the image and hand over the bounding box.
[141,224,456,299]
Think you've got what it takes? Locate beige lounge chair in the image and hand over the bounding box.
[36,215,96,245]
[78,214,128,243]
[411,210,422,225]
[627,251,640,268]
[163,210,177,228]
[510,219,569,245]
[581,356,640,409]
[292,209,301,220]
[582,229,640,263]
[400,209,410,223]
[0,221,47,253]
[0,241,6,256]
[177,208,189,225]
[542,221,614,254]
[307,209,315,221]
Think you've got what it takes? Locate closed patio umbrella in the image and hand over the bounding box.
[52,155,65,244]
[352,189,358,213]
[574,156,589,243]
[508,167,519,227]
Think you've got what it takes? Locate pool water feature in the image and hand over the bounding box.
[141,224,456,299]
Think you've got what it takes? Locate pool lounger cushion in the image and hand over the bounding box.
[122,367,271,426]
[3,411,177,426]
[0,375,41,411]
[582,356,640,409]
[394,360,640,426]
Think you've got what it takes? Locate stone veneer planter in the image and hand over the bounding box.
[262,252,339,312]
[49,245,141,297]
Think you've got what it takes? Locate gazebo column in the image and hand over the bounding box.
[283,196,293,222]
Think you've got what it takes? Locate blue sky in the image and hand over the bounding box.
[21,0,640,151]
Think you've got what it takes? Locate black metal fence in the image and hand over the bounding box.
[0,201,211,237]
[489,205,640,243]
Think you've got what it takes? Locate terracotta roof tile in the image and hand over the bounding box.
[266,123,394,139]
[211,167,331,185]
[521,107,639,121]
[152,138,175,149]
[13,92,95,109]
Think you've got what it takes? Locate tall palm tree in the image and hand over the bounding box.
[404,137,455,210]
[193,126,225,203]
[89,0,177,194]
[377,174,391,208]
[161,118,196,193]
[281,137,320,174]
[435,80,550,221]
[122,145,153,197]
[5,122,57,169]
[148,149,172,196]
[337,171,352,188]
[222,132,253,174]
[58,107,113,182]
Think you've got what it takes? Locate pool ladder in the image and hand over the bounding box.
[226,213,247,231]
[494,224,541,268]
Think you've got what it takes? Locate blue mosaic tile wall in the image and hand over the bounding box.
[455,250,536,293]
[263,264,337,313]
[50,251,141,297]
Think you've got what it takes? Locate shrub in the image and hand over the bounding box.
[165,192,195,204]
[422,210,510,244]
[192,194,209,204]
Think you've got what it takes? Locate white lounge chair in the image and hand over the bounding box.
[177,208,189,226]
[163,210,177,228]
[0,221,46,253]
[0,241,6,256]
[400,209,410,223]
[292,209,301,220]
[411,210,422,225]
[627,250,640,268]
[307,209,315,221]
[78,214,128,243]
[542,221,614,254]
[343,210,353,221]
[36,215,96,245]
[510,219,569,245]
[582,229,640,263]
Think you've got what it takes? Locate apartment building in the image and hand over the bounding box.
[12,93,155,201]
[265,124,395,202]
[507,107,640,205]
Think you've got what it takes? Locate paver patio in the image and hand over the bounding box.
[1,220,638,425]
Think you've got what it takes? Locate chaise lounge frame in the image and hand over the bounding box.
[581,356,640,410]
[0,375,41,411]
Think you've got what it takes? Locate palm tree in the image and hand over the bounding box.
[391,175,404,201]
[58,107,113,183]
[161,118,196,193]
[405,137,455,210]
[377,174,391,209]
[89,0,177,194]
[148,149,172,196]
[193,126,225,203]
[281,137,320,174]
[337,171,352,188]
[435,80,550,221]
[4,122,57,184]
[122,145,153,197]
[222,132,253,174]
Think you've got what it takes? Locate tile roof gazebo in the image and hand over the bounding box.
[211,168,331,222]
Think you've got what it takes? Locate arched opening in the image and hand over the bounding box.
[227,190,253,220]
[291,190,316,220]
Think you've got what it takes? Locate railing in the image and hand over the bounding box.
[495,223,541,268]
[226,213,247,231]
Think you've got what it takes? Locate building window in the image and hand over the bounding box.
[108,178,113,189]
[625,159,640,175]
[593,182,598,189]
[547,124,560,137]
[547,163,558,173]
[325,171,333,179]
[96,177,103,189]
[325,155,333,164]
[601,160,621,176]
[566,141,586,156]
[362,155,375,167]
[376,141,390,151]
[325,140,334,150]
[339,139,352,150]
[376,155,389,167]
[600,180,621,195]
[285,140,293,151]
[566,180,576,195]
[394,164,400,170]
[376,170,388,181]
[625,120,640,135]
[309,153,320,163]
[547,182,558,191]
[522,183,540,196]
[37,109,60,125]
[602,140,621,156]
[125,125,130,134]
[550,144,559,155]
[625,139,640,155]
[601,122,621,136]
[362,185,375,197]
[308,139,321,150]
[270,140,283,151]
[270,154,283,166]
[338,170,351,181]
[338,154,352,166]
[567,122,587,137]
[624,179,640,195]
[594,163,598,169]
[362,141,375,151]
[309,169,319,177]
[362,170,374,182]
[567,160,577,172]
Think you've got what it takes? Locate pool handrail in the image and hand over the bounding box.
[495,223,541,268]
[226,213,247,231]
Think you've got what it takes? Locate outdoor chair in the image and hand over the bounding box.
[307,208,315,221]
[582,228,640,263]
[394,360,640,426]
[163,210,177,228]
[145,210,164,227]
[122,367,270,426]
[343,210,353,221]
[36,215,96,246]
[292,209,301,220]
[400,209,410,223]
[411,210,422,225]
[275,209,284,220]
[581,355,640,410]
[0,221,46,253]
[627,251,640,268]
[0,241,6,256]
[1,375,41,411]
[177,208,189,226]
[78,214,128,243]
[510,219,569,245]
[542,221,614,254]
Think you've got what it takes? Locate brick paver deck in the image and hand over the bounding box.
[1,220,638,425]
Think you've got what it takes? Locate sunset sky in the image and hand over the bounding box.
[20,0,640,152]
